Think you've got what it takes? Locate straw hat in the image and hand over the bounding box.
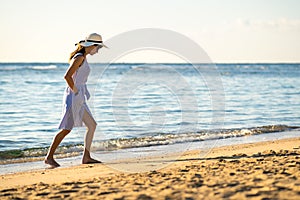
[77,33,108,48]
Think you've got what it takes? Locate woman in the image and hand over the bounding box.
[45,33,107,168]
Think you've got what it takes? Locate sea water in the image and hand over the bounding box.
[0,63,299,165]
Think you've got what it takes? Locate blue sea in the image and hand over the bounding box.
[0,63,300,171]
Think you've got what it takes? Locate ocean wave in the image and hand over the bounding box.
[0,125,298,164]
[0,64,63,72]
[29,65,57,70]
[91,125,299,151]
[0,66,19,71]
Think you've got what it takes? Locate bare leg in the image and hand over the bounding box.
[45,129,71,168]
[82,109,101,164]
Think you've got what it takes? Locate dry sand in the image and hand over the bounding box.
[1,137,300,199]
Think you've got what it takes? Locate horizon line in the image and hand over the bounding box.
[0,61,300,65]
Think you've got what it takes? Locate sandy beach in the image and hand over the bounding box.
[1,137,300,199]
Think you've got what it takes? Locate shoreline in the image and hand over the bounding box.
[1,137,299,199]
[1,129,299,175]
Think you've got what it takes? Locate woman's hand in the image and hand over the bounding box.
[73,86,79,95]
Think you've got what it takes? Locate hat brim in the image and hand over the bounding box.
[79,41,108,48]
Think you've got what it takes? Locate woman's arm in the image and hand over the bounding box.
[64,56,84,94]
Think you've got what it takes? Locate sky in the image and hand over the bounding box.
[0,0,299,63]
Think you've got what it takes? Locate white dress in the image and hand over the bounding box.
[58,53,95,130]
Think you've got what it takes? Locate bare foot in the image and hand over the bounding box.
[82,157,102,164]
[44,158,60,168]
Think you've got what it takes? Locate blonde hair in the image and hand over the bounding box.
[69,44,86,62]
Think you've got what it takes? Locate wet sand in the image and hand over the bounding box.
[1,137,300,199]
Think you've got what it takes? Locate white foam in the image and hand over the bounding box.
[30,65,57,70]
